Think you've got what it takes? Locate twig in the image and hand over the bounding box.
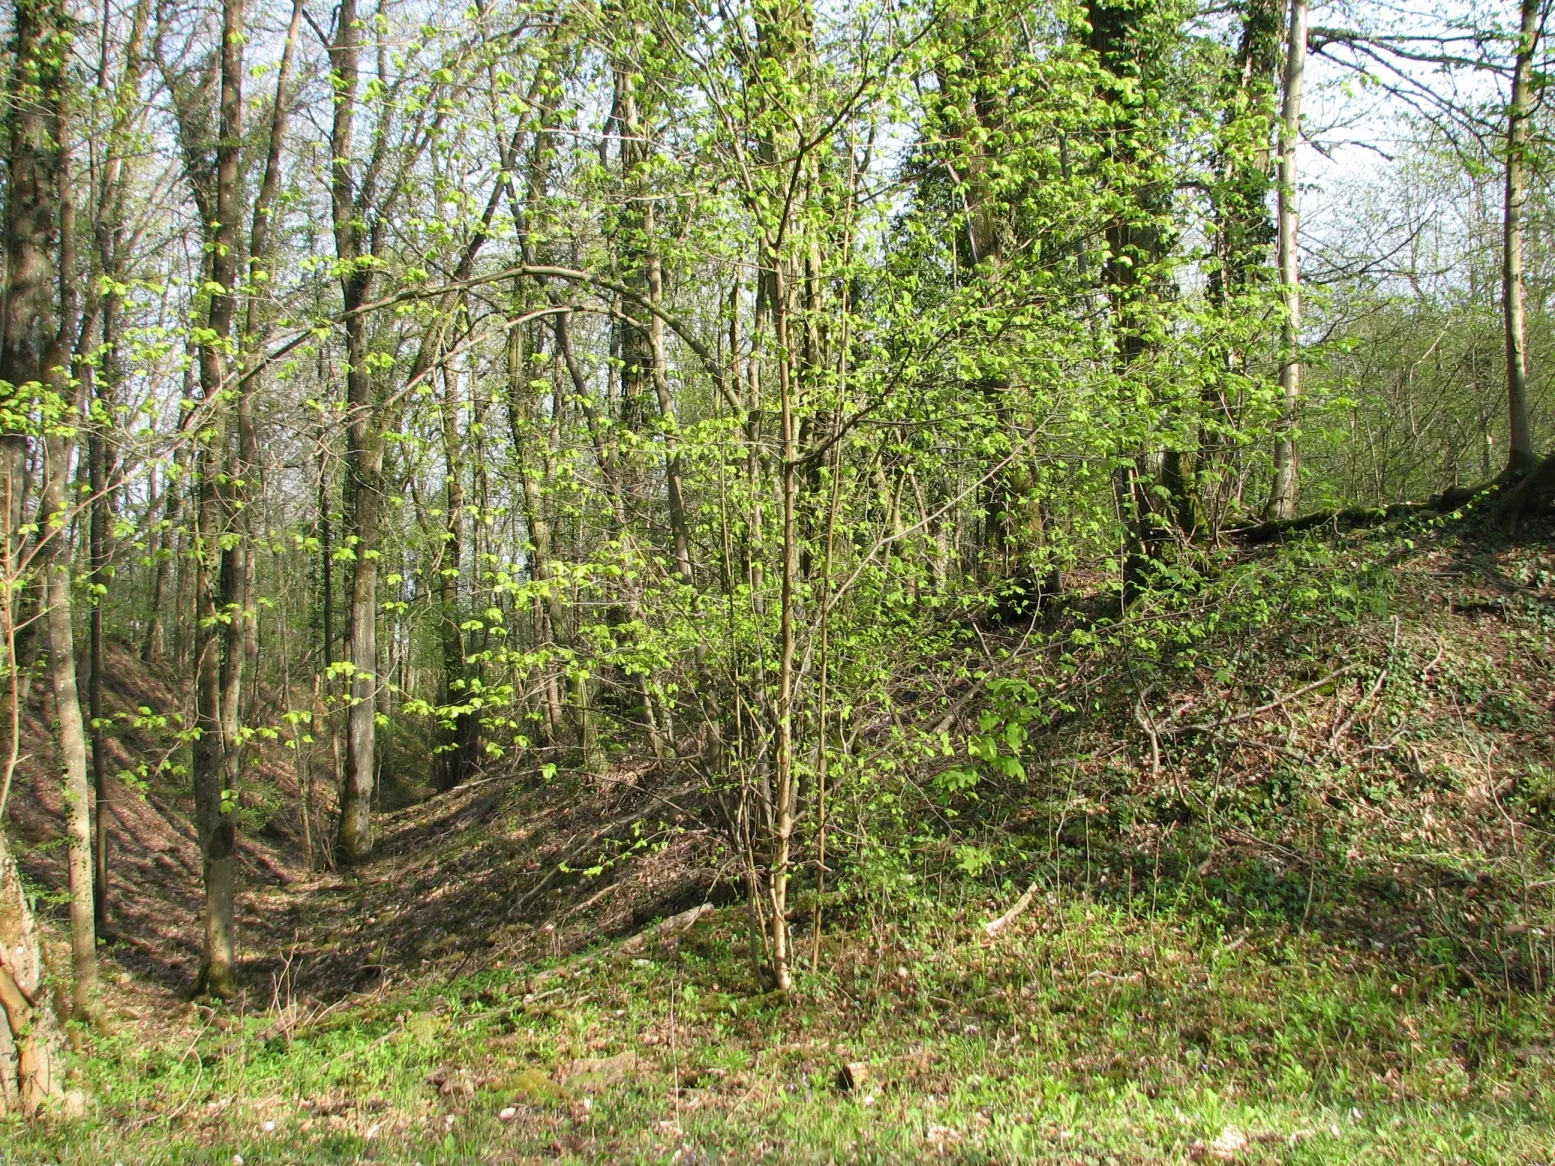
[1323,617,1400,759]
[1161,662,1364,738]
[127,1015,213,1129]
[1134,689,1162,782]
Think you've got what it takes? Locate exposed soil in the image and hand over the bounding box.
[6,642,725,1014]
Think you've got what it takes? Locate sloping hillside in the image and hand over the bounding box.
[5,643,304,995]
[6,513,1555,1163]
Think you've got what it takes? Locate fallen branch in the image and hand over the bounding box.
[1159,662,1364,739]
[1229,483,1485,546]
[1323,617,1399,759]
[983,883,1038,939]
[617,902,714,957]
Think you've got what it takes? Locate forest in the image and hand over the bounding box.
[0,0,1553,1156]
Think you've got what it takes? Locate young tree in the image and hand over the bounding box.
[327,0,380,862]
[2,0,99,1021]
[1503,0,1542,476]
[1266,0,1307,519]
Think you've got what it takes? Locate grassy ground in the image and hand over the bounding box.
[11,901,1555,1163]
[5,516,1555,1163]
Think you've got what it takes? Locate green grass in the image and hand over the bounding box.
[7,900,1553,1164]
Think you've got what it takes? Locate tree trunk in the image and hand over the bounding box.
[0,0,68,542]
[189,0,246,998]
[1203,0,1281,533]
[769,265,799,995]
[0,0,68,710]
[88,405,111,931]
[0,829,65,1115]
[192,456,236,997]
[1266,0,1307,519]
[141,444,183,664]
[40,431,98,1021]
[16,0,99,1020]
[1497,447,1555,526]
[506,310,566,746]
[435,363,475,791]
[86,0,149,936]
[329,0,381,863]
[1503,0,1540,476]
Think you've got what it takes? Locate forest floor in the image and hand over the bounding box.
[5,512,1555,1163]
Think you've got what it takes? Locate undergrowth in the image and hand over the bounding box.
[12,901,1555,1163]
[5,517,1554,1164]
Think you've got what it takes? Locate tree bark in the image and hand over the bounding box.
[1503,0,1540,476]
[0,829,65,1115]
[41,432,98,1020]
[42,114,98,1012]
[1266,0,1307,519]
[330,0,380,863]
[1203,0,1280,533]
[0,0,68,542]
[86,0,149,935]
[14,0,100,1020]
[141,440,184,664]
[435,363,476,791]
[189,0,247,998]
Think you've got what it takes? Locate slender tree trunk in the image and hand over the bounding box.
[507,312,565,745]
[41,433,97,1020]
[231,0,301,739]
[29,18,99,1021]
[1266,0,1307,519]
[329,0,381,863]
[1204,0,1280,533]
[435,363,474,791]
[648,245,694,587]
[0,0,78,1053]
[87,308,118,932]
[86,0,148,936]
[768,259,799,996]
[189,0,246,997]
[142,443,183,663]
[1504,0,1540,476]
[191,474,234,997]
[88,397,111,931]
[315,420,341,819]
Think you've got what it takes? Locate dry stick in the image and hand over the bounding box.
[1323,617,1400,760]
[669,971,681,1133]
[1158,662,1365,738]
[983,884,1036,938]
[1134,684,1162,783]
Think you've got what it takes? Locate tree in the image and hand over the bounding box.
[0,828,65,1113]
[159,0,249,997]
[1503,0,1542,476]
[1265,0,1308,519]
[3,0,99,1021]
